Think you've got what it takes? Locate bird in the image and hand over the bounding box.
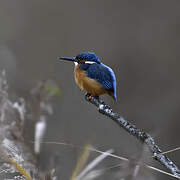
[59,52,117,100]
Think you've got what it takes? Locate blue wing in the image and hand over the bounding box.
[80,63,117,99]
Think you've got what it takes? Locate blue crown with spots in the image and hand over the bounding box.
[76,52,101,64]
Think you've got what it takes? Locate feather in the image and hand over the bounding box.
[82,63,117,100]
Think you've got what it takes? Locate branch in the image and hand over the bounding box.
[85,94,180,178]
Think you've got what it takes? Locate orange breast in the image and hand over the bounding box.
[74,65,107,96]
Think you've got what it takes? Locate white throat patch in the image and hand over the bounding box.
[74,62,78,66]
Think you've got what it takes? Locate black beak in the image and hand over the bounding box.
[58,56,76,62]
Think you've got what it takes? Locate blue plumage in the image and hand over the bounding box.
[79,62,117,100]
[76,52,101,64]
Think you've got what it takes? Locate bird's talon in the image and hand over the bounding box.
[85,93,93,100]
[89,95,93,100]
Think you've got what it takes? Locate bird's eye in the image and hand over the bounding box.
[79,60,85,64]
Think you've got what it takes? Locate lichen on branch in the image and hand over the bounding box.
[85,94,180,178]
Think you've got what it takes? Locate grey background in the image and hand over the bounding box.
[0,0,180,179]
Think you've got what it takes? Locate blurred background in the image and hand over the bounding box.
[0,0,180,179]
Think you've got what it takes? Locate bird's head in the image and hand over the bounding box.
[59,52,101,64]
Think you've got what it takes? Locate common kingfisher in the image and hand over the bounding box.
[59,52,117,100]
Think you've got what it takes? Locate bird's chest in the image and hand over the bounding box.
[74,64,86,90]
[74,64,106,96]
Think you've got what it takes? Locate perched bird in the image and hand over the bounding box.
[59,52,117,100]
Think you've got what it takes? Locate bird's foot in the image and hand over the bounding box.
[85,93,100,101]
[85,93,91,100]
[85,93,93,100]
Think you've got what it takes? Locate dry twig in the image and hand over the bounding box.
[85,94,180,178]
